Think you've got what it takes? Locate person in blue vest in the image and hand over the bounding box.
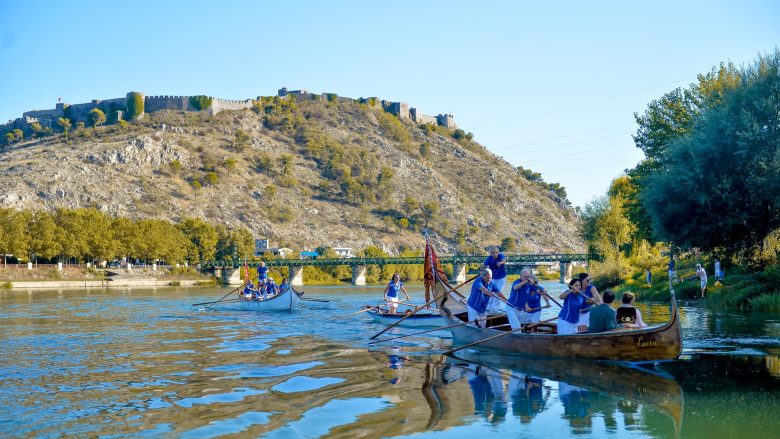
[577,272,603,332]
[481,246,508,313]
[466,268,508,328]
[242,281,256,299]
[257,261,269,282]
[523,276,551,325]
[383,273,411,314]
[264,277,278,298]
[557,277,587,335]
[507,268,533,330]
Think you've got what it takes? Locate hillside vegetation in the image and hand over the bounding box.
[0,95,581,255]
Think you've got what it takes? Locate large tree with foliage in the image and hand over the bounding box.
[641,51,780,255]
[177,217,219,262]
[0,208,30,265]
[89,108,106,128]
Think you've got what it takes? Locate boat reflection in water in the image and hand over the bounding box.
[414,351,683,437]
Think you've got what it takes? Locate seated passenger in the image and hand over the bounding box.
[587,290,618,333]
[616,292,647,327]
[279,278,290,293]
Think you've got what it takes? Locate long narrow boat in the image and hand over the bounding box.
[218,285,302,312]
[423,241,682,362]
[366,306,446,328]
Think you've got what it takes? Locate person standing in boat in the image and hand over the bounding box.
[383,273,410,314]
[557,278,586,335]
[508,269,550,329]
[257,261,269,283]
[481,246,508,313]
[577,273,603,332]
[523,277,551,324]
[467,269,508,328]
[616,292,646,327]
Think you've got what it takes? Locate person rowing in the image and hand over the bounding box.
[242,280,257,299]
[557,278,590,335]
[507,269,534,330]
[383,273,410,314]
[577,273,603,332]
[466,268,508,328]
[523,276,551,325]
[264,277,278,298]
[481,246,508,313]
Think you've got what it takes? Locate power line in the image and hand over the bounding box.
[539,159,638,177]
[470,78,691,129]
[495,131,634,155]
[514,142,635,165]
[492,121,635,149]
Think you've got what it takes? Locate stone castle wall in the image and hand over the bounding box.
[3,88,457,135]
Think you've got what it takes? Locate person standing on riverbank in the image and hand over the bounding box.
[481,246,507,313]
[695,264,708,298]
[714,258,723,283]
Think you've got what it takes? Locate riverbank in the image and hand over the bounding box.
[610,263,780,312]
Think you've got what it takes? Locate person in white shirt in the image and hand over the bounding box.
[695,264,708,298]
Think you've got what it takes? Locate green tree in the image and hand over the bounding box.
[263,184,277,201]
[420,202,439,228]
[169,160,183,177]
[190,95,213,111]
[112,217,139,263]
[4,132,15,144]
[500,237,516,252]
[55,208,88,263]
[177,217,219,262]
[419,142,431,160]
[204,172,218,186]
[30,122,43,137]
[0,208,30,265]
[28,211,60,262]
[224,158,237,176]
[126,92,144,119]
[594,196,634,265]
[12,129,23,142]
[89,108,106,128]
[118,119,129,130]
[234,129,251,151]
[402,196,419,219]
[641,51,780,255]
[278,154,294,176]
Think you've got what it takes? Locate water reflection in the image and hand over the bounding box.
[1,286,780,438]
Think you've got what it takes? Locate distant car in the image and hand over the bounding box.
[108,261,121,268]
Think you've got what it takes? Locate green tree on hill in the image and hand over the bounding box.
[89,109,106,128]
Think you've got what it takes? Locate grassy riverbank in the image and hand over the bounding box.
[609,263,780,312]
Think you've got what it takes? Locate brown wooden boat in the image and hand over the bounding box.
[423,241,682,362]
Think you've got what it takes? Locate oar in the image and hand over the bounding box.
[369,275,478,340]
[369,314,509,344]
[336,306,378,319]
[443,316,559,355]
[192,284,244,306]
[301,297,331,303]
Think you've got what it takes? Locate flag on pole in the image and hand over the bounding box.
[243,259,250,284]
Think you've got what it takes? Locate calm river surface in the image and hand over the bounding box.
[1,282,779,438]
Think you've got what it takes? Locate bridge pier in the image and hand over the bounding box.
[451,263,467,283]
[289,266,304,286]
[220,268,243,286]
[352,265,367,286]
[560,262,573,284]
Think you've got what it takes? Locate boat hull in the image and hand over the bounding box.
[367,309,446,328]
[219,286,301,312]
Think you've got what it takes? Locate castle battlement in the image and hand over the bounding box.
[2,88,456,135]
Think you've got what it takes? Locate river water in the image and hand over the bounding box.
[1,282,779,438]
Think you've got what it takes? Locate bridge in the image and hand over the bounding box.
[206,253,589,286]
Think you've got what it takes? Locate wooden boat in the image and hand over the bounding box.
[423,241,682,362]
[366,306,446,328]
[219,284,302,312]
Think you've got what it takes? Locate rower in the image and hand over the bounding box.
[265,278,278,298]
[557,278,586,335]
[507,269,533,330]
[523,276,551,325]
[616,292,647,327]
[577,273,603,332]
[466,269,508,328]
[242,281,256,299]
[383,273,410,314]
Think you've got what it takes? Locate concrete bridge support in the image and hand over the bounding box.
[289,266,304,286]
[222,268,243,286]
[451,263,467,284]
[352,265,367,286]
[560,262,573,284]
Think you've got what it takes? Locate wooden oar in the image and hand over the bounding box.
[369,275,478,340]
[192,284,244,306]
[370,314,509,344]
[443,316,559,355]
[301,297,331,303]
[336,306,378,319]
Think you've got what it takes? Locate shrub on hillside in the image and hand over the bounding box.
[190,96,214,111]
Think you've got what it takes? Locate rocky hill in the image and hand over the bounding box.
[0,96,582,254]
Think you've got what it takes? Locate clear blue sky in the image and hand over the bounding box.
[1,1,777,207]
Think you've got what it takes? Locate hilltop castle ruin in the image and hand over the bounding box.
[1,88,456,135]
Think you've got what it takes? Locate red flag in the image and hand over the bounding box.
[243,259,250,284]
[424,239,450,303]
